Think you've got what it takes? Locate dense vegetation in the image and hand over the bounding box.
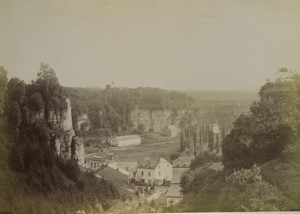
[0,65,119,213]
[66,86,192,136]
[223,72,300,169]
[173,70,300,212]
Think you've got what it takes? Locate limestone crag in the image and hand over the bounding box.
[55,98,85,165]
[77,113,90,132]
[130,107,185,132]
[31,98,85,166]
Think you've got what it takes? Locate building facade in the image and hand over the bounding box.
[135,158,173,186]
[108,135,141,147]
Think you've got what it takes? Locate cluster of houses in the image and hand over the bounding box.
[85,151,174,186]
[82,122,221,206]
[84,147,194,206]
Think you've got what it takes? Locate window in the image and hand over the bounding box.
[141,171,144,176]
[91,162,93,168]
[159,172,161,176]
[148,172,151,176]
[94,162,96,168]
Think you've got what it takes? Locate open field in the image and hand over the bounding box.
[112,133,180,162]
[84,133,180,162]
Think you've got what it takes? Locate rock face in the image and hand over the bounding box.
[55,98,85,165]
[76,113,90,132]
[129,107,184,133]
[32,98,85,166]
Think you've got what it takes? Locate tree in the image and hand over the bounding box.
[219,165,287,211]
[35,63,66,120]
[0,66,8,113]
[29,92,44,113]
[5,78,26,106]
[223,72,299,170]
[6,101,22,131]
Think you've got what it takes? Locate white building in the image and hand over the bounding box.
[135,158,173,186]
[108,135,141,147]
[85,150,114,170]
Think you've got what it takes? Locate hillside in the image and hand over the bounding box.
[0,65,119,214]
[185,90,257,107]
[65,86,192,136]
[171,71,300,212]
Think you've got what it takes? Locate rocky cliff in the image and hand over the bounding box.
[130,107,185,133]
[33,98,85,166]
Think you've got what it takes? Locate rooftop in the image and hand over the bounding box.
[137,158,170,169]
[85,149,114,161]
[115,161,138,173]
[114,135,141,140]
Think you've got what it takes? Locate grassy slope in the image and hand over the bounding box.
[260,144,300,209]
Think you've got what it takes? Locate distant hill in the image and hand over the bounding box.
[184,90,258,106]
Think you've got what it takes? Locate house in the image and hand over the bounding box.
[95,164,135,197]
[108,135,141,147]
[114,161,139,182]
[84,149,114,170]
[165,167,189,206]
[166,161,190,206]
[161,125,179,137]
[135,158,173,186]
[172,152,195,168]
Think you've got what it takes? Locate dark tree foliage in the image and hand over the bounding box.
[3,64,119,212]
[223,72,300,170]
[0,66,8,112]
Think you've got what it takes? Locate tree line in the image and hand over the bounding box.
[66,85,193,136]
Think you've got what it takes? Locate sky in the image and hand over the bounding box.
[0,0,300,92]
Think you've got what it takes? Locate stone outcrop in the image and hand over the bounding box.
[32,98,85,166]
[130,107,185,133]
[76,113,90,132]
[55,98,85,165]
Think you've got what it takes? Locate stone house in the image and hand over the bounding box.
[172,152,195,168]
[85,150,114,170]
[135,158,172,186]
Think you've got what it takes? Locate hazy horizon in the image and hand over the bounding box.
[1,0,300,92]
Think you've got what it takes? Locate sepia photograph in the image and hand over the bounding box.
[0,0,300,213]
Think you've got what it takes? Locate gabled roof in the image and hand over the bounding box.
[85,149,113,162]
[137,158,170,169]
[114,161,138,173]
